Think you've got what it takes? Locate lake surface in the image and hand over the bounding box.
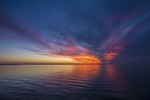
[0,64,150,100]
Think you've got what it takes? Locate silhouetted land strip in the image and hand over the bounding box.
[0,63,101,65]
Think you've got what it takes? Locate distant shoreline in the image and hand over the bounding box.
[0,63,101,65]
[1,62,150,65]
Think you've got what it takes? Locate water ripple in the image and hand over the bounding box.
[1,64,150,100]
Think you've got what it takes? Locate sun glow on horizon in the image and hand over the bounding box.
[73,55,101,63]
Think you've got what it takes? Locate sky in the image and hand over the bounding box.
[0,0,150,63]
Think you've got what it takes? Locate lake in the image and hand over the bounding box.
[0,64,150,100]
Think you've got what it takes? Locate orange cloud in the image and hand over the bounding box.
[73,55,101,63]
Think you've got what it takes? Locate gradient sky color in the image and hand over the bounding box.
[0,0,150,63]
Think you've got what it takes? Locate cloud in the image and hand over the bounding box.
[0,0,150,63]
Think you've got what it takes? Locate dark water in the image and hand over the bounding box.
[0,64,150,100]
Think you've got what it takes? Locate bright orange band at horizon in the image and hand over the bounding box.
[73,55,101,63]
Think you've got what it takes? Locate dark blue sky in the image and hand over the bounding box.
[0,0,150,63]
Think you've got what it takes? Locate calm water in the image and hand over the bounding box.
[0,64,150,100]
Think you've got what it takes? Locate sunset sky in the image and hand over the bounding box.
[0,0,150,63]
